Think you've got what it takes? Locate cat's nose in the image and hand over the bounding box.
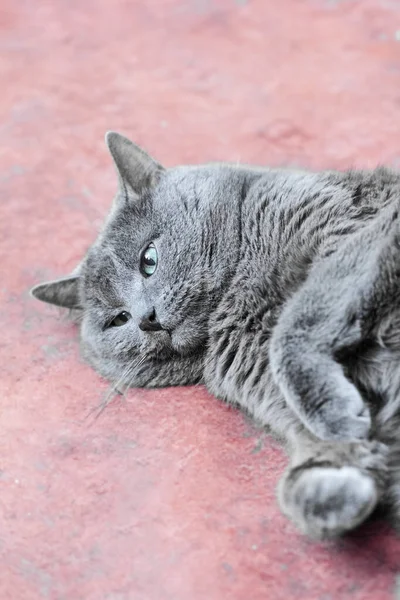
[139,308,163,332]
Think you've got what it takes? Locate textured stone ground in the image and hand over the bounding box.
[1,1,400,598]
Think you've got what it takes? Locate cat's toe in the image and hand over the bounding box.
[313,390,371,442]
[280,465,378,540]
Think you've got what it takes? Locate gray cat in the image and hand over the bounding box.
[31,132,400,540]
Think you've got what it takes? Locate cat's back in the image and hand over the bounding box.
[243,164,400,250]
[228,165,400,310]
[243,164,400,226]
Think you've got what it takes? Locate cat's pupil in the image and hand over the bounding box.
[140,243,158,276]
[109,311,131,327]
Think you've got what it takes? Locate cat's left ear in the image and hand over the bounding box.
[30,275,82,309]
[105,131,164,202]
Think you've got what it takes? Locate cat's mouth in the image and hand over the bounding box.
[140,325,205,359]
[140,329,174,357]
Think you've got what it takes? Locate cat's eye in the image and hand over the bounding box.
[140,242,158,277]
[108,311,131,327]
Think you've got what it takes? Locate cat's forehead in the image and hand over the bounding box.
[83,164,230,279]
[84,245,120,275]
[100,167,217,241]
[83,239,162,314]
[99,164,228,232]
[97,200,157,258]
[83,246,126,300]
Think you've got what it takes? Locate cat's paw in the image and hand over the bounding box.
[279,464,378,539]
[309,382,371,442]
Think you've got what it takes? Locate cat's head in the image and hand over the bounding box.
[31,133,243,384]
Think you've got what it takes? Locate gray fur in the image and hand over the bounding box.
[31,132,400,539]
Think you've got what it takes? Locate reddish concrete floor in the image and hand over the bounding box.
[1,1,400,598]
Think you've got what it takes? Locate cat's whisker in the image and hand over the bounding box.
[85,354,148,422]
[120,354,149,396]
[85,373,130,422]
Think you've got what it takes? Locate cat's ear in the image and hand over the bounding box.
[105,131,164,201]
[30,275,82,309]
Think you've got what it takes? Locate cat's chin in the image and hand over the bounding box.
[169,331,207,357]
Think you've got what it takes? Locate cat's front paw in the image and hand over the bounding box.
[279,464,378,539]
[308,382,371,442]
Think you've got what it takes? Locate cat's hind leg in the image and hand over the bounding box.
[279,429,388,539]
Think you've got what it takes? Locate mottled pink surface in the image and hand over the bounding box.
[1,1,400,598]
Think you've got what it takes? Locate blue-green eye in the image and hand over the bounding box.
[140,243,158,277]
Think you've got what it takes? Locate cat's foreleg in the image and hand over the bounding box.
[269,231,384,441]
[270,205,400,442]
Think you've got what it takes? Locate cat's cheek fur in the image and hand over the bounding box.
[79,333,119,382]
[79,318,130,382]
[170,320,209,356]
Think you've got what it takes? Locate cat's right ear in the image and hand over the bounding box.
[105,132,164,203]
[30,275,82,309]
